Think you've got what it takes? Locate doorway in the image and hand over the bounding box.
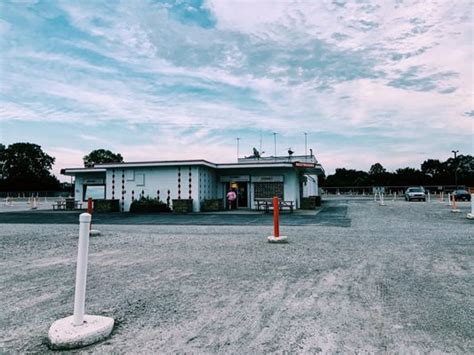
[227,182,248,208]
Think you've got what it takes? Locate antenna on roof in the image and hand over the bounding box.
[288,148,294,157]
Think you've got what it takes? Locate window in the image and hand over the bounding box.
[83,185,105,201]
[136,173,145,186]
[254,182,284,199]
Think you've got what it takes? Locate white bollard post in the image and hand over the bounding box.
[379,192,385,206]
[427,191,431,202]
[467,194,474,219]
[48,213,114,349]
[447,193,452,206]
[73,213,91,326]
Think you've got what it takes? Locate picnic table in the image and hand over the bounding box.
[52,199,83,210]
[255,198,294,213]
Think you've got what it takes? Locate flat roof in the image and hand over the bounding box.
[61,168,106,176]
[95,159,217,169]
[62,159,325,175]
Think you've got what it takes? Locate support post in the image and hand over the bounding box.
[47,213,114,349]
[451,193,461,213]
[467,194,474,219]
[273,196,280,238]
[87,198,93,214]
[73,213,91,326]
[267,196,287,243]
[87,198,101,236]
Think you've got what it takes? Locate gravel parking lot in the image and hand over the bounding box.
[1,198,472,353]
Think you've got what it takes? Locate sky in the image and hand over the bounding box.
[0,0,473,180]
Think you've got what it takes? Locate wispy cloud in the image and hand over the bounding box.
[0,0,472,177]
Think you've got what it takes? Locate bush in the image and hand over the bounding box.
[129,197,171,213]
[172,199,193,213]
[201,198,223,212]
[94,199,120,213]
[300,196,321,209]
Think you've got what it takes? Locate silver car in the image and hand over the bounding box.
[405,187,426,201]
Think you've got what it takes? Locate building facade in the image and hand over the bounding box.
[61,155,324,212]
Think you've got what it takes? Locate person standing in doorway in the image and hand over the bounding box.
[227,188,237,210]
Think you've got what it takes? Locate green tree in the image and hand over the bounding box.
[0,143,5,179]
[83,149,123,167]
[369,163,386,175]
[369,162,389,185]
[394,167,425,186]
[445,155,474,187]
[325,168,369,187]
[0,143,60,191]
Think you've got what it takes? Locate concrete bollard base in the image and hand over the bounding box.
[466,213,474,219]
[450,209,461,213]
[267,236,288,243]
[48,315,114,350]
[89,229,101,237]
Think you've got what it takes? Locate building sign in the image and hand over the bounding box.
[83,179,105,185]
[293,162,316,168]
[219,175,250,182]
[252,176,284,182]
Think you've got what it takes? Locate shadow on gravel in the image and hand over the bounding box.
[0,201,351,227]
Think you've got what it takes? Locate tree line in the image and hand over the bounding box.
[1,142,472,191]
[0,143,123,192]
[320,156,474,188]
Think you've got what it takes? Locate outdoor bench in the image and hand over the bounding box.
[255,198,294,213]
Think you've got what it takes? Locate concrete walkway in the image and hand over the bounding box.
[0,203,349,227]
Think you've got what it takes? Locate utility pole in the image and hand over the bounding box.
[452,150,459,187]
[236,138,240,162]
[304,132,308,158]
[273,132,277,159]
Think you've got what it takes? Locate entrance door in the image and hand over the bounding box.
[237,182,248,208]
[227,182,248,208]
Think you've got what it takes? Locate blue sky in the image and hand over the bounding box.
[0,0,472,179]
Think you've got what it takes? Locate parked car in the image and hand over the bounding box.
[452,189,471,201]
[404,187,426,201]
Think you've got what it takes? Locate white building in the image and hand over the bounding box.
[61,155,324,212]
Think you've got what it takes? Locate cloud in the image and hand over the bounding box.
[1,0,472,176]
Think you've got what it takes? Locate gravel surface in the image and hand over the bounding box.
[1,199,473,353]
